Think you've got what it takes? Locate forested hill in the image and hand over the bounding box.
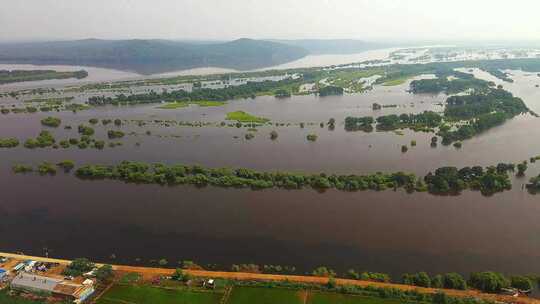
[273,39,393,54]
[0,38,308,74]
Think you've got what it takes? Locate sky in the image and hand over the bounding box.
[1,0,540,43]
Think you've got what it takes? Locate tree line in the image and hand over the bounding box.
[12,161,529,197]
[88,78,303,106]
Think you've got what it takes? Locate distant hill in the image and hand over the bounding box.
[273,39,393,54]
[0,38,308,74]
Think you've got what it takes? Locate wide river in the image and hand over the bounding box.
[1,66,540,279]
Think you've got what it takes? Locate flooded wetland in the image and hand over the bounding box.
[2,52,540,279]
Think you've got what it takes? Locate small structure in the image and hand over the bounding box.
[0,269,7,280]
[12,263,25,272]
[54,282,95,303]
[500,288,519,297]
[203,279,215,289]
[10,273,94,302]
[11,272,62,294]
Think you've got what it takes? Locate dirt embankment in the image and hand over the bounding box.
[0,252,536,304]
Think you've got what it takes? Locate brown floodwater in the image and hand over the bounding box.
[0,70,539,278]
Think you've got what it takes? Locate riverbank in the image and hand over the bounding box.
[0,252,536,304]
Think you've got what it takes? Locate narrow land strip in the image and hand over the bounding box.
[0,252,536,304]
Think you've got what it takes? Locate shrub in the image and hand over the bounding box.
[158,259,168,267]
[12,164,33,174]
[312,266,336,277]
[0,138,19,148]
[360,272,391,283]
[59,140,70,148]
[403,272,431,287]
[431,274,444,288]
[171,268,192,282]
[443,273,466,290]
[510,276,533,291]
[469,272,508,293]
[307,134,318,141]
[63,258,95,277]
[38,162,57,175]
[517,161,528,176]
[94,140,105,150]
[95,265,114,282]
[24,131,55,148]
[57,160,75,173]
[78,124,95,136]
[41,116,61,127]
[107,130,125,139]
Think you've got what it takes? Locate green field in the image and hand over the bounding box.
[308,292,406,304]
[96,285,222,304]
[227,287,303,304]
[0,290,46,304]
[226,111,269,123]
[158,101,225,109]
[118,272,141,284]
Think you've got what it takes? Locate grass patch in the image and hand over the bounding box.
[158,101,225,109]
[119,272,141,284]
[308,292,406,304]
[226,111,269,123]
[228,287,303,304]
[382,77,410,86]
[96,285,222,304]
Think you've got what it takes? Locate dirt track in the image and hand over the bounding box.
[0,252,536,304]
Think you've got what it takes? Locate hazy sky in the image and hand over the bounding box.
[1,0,539,42]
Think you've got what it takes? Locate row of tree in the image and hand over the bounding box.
[88,78,303,105]
[12,160,524,196]
[402,271,534,293]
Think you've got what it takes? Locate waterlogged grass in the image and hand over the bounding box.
[228,287,303,304]
[308,292,406,304]
[96,285,222,304]
[24,96,75,105]
[382,77,410,86]
[158,100,226,109]
[226,111,269,123]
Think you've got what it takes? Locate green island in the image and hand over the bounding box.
[226,111,269,123]
[11,160,533,196]
[0,69,88,84]
[0,137,20,148]
[345,73,529,144]
[40,116,62,127]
